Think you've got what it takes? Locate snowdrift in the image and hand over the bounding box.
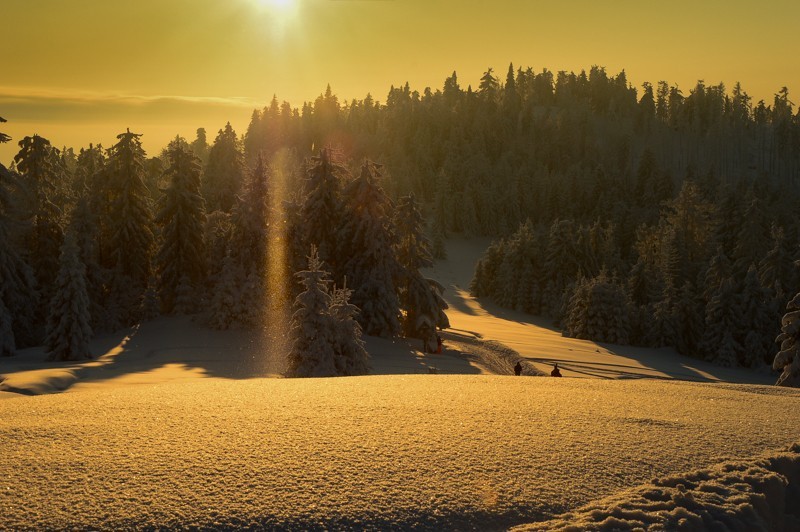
[514,443,800,531]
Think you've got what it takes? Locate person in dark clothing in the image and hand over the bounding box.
[420,322,432,353]
[514,361,522,376]
[551,363,562,377]
[436,334,443,354]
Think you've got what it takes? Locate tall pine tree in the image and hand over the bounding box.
[156,137,206,314]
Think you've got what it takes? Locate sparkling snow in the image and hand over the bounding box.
[1,376,798,530]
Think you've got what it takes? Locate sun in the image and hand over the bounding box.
[260,0,293,9]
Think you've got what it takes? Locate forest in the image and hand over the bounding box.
[1,64,800,382]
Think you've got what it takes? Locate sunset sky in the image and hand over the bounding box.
[1,0,798,163]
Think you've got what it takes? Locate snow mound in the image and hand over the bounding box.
[514,443,800,531]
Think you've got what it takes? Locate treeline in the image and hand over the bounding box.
[0,117,447,368]
[241,65,799,237]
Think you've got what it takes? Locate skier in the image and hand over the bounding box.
[551,363,562,377]
[514,361,522,376]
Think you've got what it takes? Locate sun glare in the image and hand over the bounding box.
[259,0,293,9]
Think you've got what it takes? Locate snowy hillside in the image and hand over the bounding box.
[1,376,798,530]
[430,237,778,385]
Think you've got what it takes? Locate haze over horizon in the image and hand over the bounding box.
[2,0,799,163]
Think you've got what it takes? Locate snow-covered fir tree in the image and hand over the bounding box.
[338,161,402,337]
[156,137,206,314]
[106,129,155,322]
[774,292,800,387]
[394,193,449,335]
[0,162,38,350]
[208,252,248,329]
[13,134,65,299]
[564,273,630,344]
[737,265,773,366]
[701,277,742,366]
[44,231,93,361]
[203,123,244,213]
[301,149,344,271]
[329,284,370,376]
[229,153,271,278]
[673,280,704,357]
[286,248,338,377]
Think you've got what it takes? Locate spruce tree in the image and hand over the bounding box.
[738,265,773,366]
[673,280,704,357]
[286,248,337,377]
[338,161,402,337]
[229,153,271,278]
[329,284,370,376]
[394,193,449,335]
[156,138,206,314]
[701,277,742,366]
[774,292,800,387]
[203,123,244,213]
[45,231,92,361]
[106,129,155,321]
[13,135,65,297]
[0,160,39,348]
[302,149,344,271]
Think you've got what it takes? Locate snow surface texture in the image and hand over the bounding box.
[1,376,798,530]
[513,443,800,531]
[427,237,778,385]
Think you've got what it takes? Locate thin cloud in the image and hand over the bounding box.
[0,87,260,123]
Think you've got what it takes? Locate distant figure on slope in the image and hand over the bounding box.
[419,320,433,353]
[551,364,562,377]
[514,361,522,376]
[436,334,443,354]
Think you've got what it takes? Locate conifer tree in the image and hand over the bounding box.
[156,137,206,313]
[733,194,769,275]
[701,277,742,366]
[673,280,704,356]
[759,225,795,299]
[339,160,402,337]
[229,153,271,278]
[208,252,248,329]
[774,292,800,387]
[13,135,65,296]
[329,283,370,376]
[393,193,449,334]
[738,265,773,367]
[287,247,337,377]
[45,231,92,361]
[302,149,344,271]
[106,129,155,320]
[203,123,244,212]
[0,163,38,349]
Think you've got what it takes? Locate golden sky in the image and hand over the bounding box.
[1,0,798,163]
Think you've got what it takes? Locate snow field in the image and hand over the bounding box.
[1,375,798,530]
